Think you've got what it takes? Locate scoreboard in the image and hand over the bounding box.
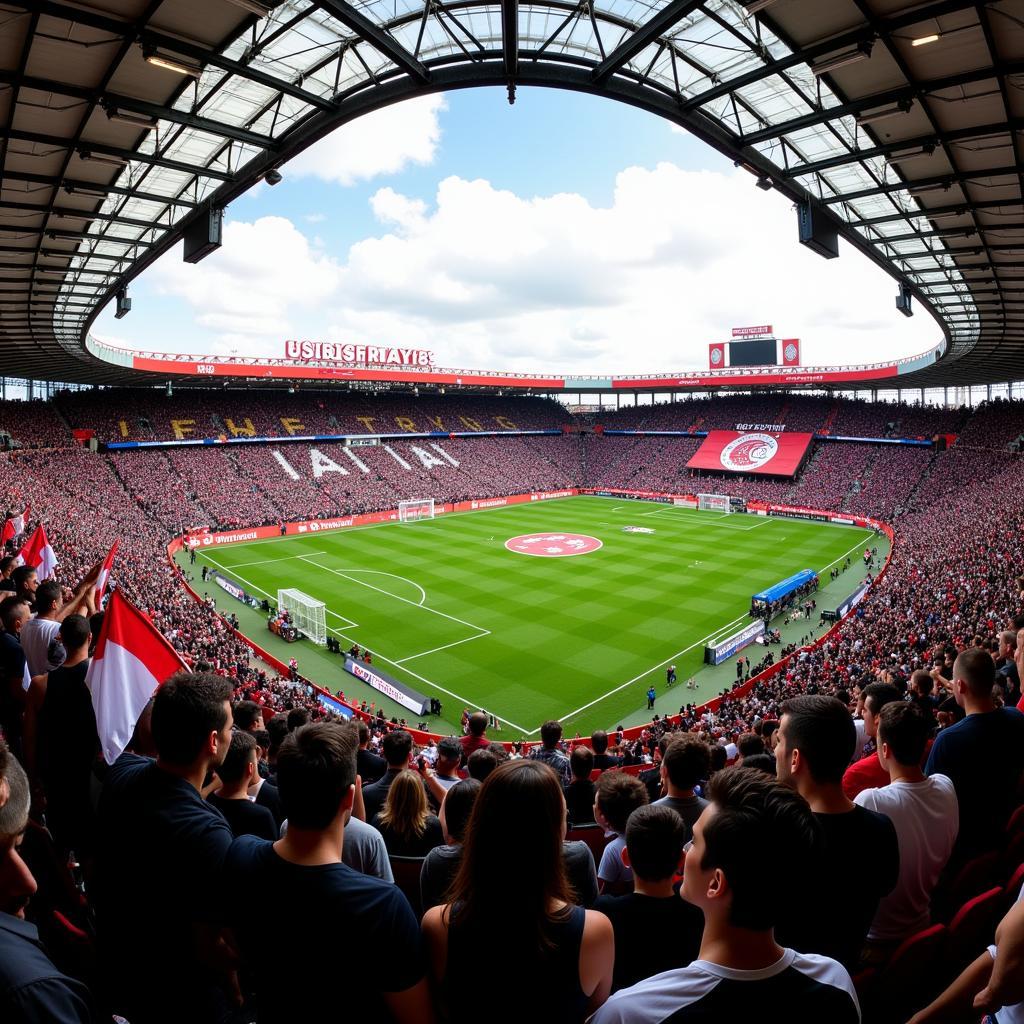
[708,331,800,369]
[729,339,777,367]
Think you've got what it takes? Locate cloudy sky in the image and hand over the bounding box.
[92,87,941,375]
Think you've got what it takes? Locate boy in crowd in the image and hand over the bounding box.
[595,772,649,895]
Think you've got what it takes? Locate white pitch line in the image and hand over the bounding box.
[395,632,490,664]
[227,550,327,568]
[297,555,491,635]
[199,552,526,733]
[339,568,428,606]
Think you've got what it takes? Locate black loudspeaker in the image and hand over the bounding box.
[797,200,839,259]
[183,206,223,264]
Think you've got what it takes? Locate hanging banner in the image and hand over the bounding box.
[709,343,726,369]
[781,339,801,366]
[686,431,814,477]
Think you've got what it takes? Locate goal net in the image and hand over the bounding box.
[277,588,327,646]
[399,498,435,523]
[697,493,732,513]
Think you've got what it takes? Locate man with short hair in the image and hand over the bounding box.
[997,630,1020,700]
[459,711,489,760]
[594,804,703,992]
[527,720,571,786]
[19,580,66,677]
[231,699,263,734]
[432,736,462,792]
[592,730,621,771]
[10,566,37,609]
[925,646,1024,863]
[208,730,277,840]
[654,735,710,834]
[592,768,859,1023]
[0,596,30,752]
[842,682,903,799]
[356,720,386,784]
[595,772,649,895]
[774,694,899,970]
[565,746,596,826]
[223,723,430,1023]
[466,746,497,781]
[361,729,415,821]
[0,556,15,594]
[854,702,958,956]
[93,671,236,1024]
[0,740,95,1022]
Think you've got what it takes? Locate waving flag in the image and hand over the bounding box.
[95,540,119,605]
[11,504,28,536]
[15,524,57,580]
[0,519,13,548]
[87,589,188,764]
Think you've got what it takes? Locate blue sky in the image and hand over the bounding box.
[93,87,940,374]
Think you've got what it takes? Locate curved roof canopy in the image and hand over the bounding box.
[0,0,1021,387]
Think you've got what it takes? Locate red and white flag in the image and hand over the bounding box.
[87,589,188,764]
[11,504,29,536]
[95,540,119,605]
[0,519,13,548]
[14,524,57,580]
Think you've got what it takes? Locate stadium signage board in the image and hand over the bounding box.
[344,657,428,715]
[686,431,814,477]
[731,325,773,337]
[704,619,766,665]
[736,423,785,432]
[284,341,434,366]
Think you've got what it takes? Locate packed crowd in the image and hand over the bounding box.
[0,392,1023,1023]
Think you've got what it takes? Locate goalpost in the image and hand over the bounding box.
[277,588,327,646]
[697,493,732,513]
[399,498,435,523]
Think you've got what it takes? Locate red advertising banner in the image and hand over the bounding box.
[686,430,814,477]
[708,342,725,369]
[731,325,772,337]
[781,339,801,366]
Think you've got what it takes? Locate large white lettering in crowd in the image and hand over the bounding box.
[284,340,434,366]
[272,442,459,480]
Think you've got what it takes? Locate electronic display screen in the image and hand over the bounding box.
[729,339,777,367]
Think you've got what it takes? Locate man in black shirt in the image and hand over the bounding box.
[362,729,416,820]
[774,695,899,970]
[25,614,98,858]
[223,722,429,1023]
[93,672,236,1024]
[595,804,702,992]
[0,596,30,755]
[592,730,621,771]
[208,730,277,840]
[592,768,859,1024]
[356,720,387,783]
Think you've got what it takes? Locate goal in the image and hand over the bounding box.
[697,493,732,513]
[399,498,435,523]
[277,588,327,646]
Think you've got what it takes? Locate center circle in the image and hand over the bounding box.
[505,532,603,557]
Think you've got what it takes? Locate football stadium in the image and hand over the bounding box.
[1,1,1023,1022]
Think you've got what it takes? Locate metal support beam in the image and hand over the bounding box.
[592,0,704,84]
[315,0,430,81]
[501,0,518,102]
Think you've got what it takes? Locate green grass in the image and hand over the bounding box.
[190,496,879,738]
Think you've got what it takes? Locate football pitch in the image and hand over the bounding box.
[192,496,877,737]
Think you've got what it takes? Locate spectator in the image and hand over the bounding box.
[420,778,481,912]
[528,719,572,786]
[591,768,859,1024]
[223,722,430,1022]
[565,746,596,826]
[594,804,703,992]
[907,669,939,723]
[741,752,777,776]
[0,596,30,747]
[431,736,463,792]
[459,711,489,759]
[842,682,903,799]
[362,729,414,821]
[466,746,498,781]
[925,646,1024,863]
[92,672,236,1024]
[24,614,98,858]
[653,734,710,835]
[774,695,899,969]
[0,740,95,1022]
[372,770,444,857]
[854,702,958,960]
[422,760,614,1022]
[19,580,66,677]
[231,699,263,733]
[595,772,650,895]
[592,730,621,770]
[356,719,386,784]
[0,556,14,594]
[208,730,277,840]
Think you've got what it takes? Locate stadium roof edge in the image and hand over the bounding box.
[0,0,1020,388]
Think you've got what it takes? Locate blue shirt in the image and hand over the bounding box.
[0,913,93,1023]
[925,707,1024,859]
[223,835,425,1022]
[93,754,234,1024]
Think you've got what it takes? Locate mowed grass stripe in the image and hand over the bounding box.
[199,497,874,735]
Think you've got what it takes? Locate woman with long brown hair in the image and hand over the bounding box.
[372,769,443,857]
[422,759,614,1022]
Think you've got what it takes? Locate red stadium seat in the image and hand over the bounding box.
[566,824,612,862]
[1003,862,1024,910]
[937,850,1002,920]
[947,886,1003,972]
[1005,803,1024,839]
[864,924,948,1024]
[389,856,426,918]
[1005,831,1024,876]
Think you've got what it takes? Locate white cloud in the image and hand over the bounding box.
[107,163,941,372]
[303,213,326,224]
[285,95,447,187]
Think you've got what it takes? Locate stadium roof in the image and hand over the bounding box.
[0,0,1021,389]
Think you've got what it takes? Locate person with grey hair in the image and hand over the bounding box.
[0,739,94,1021]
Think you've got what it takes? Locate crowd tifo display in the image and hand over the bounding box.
[3,388,1024,1024]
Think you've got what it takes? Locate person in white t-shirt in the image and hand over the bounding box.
[854,701,958,959]
[909,884,1024,1024]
